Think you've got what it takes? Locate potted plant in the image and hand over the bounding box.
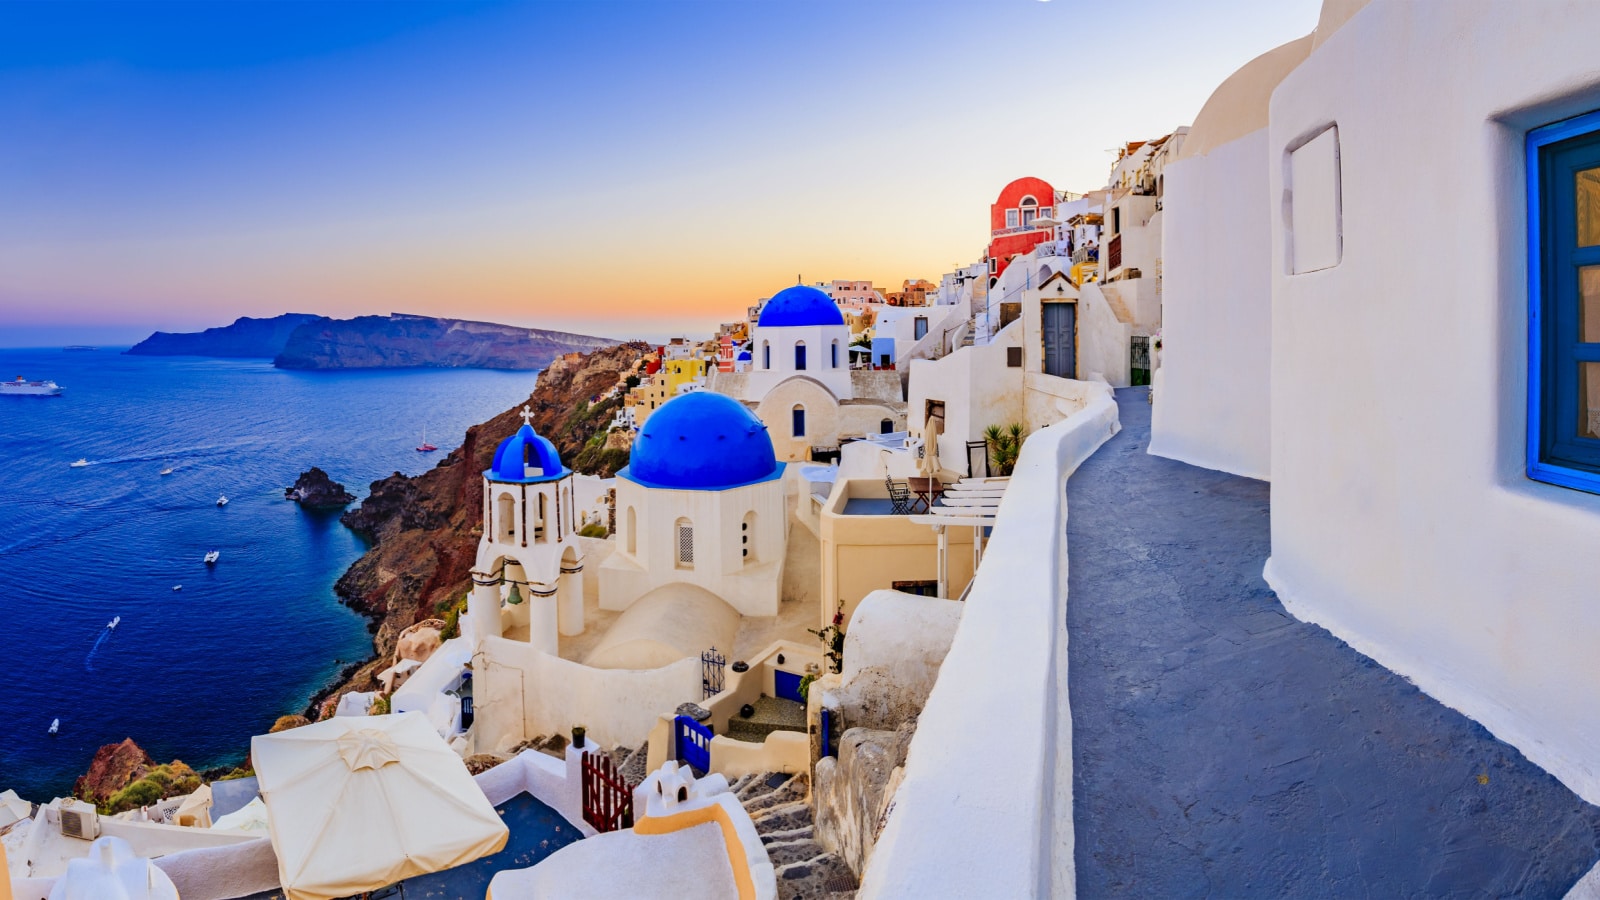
[571,725,587,749]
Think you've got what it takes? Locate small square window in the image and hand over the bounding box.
[1007,347,1023,368]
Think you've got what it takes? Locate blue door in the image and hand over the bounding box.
[774,670,805,703]
[1042,302,1076,378]
[674,715,712,774]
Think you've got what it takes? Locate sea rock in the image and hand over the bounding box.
[285,467,356,508]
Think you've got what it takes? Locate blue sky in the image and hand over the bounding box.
[0,0,1323,345]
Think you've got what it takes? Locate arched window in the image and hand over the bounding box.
[674,517,694,569]
[626,506,637,555]
[794,341,807,371]
[831,339,839,368]
[1020,195,1039,228]
[536,492,547,542]
[763,341,770,370]
[792,405,806,438]
[881,418,893,434]
[496,493,516,543]
[742,510,757,564]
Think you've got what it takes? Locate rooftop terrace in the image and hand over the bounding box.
[1068,388,1600,895]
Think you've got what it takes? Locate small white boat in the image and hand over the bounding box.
[70,458,88,468]
[172,585,183,592]
[216,496,228,507]
[204,550,220,564]
[49,718,59,735]
[107,616,120,630]
[160,467,174,476]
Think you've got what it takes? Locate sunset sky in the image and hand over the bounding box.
[0,0,1321,346]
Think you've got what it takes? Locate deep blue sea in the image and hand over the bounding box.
[0,348,540,800]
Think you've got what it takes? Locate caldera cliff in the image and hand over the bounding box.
[274,313,617,370]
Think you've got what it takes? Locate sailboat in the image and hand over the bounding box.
[49,718,59,735]
[416,425,437,453]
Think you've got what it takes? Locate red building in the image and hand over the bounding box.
[986,176,1056,284]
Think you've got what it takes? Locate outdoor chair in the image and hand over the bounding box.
[885,475,913,515]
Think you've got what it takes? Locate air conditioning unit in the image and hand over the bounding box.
[57,798,100,840]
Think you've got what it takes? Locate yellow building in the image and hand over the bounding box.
[819,478,976,629]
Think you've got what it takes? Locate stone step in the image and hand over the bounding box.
[744,774,808,813]
[737,771,793,803]
[758,824,814,845]
[725,696,807,743]
[618,741,649,788]
[775,851,858,898]
[748,800,812,835]
[765,838,827,868]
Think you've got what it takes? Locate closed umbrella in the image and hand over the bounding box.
[252,712,508,900]
[919,414,944,479]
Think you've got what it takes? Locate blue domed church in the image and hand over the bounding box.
[600,391,789,617]
[711,284,907,462]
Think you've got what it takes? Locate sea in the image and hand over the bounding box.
[0,347,541,800]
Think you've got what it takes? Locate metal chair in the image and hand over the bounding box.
[884,475,913,515]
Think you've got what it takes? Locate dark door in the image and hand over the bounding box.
[1043,302,1076,378]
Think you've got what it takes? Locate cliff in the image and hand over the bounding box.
[126,314,326,358]
[74,739,201,814]
[313,341,649,712]
[274,313,617,371]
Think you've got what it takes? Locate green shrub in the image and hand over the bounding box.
[577,522,609,538]
[984,422,1026,476]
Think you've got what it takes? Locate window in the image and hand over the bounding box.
[675,518,694,568]
[1005,209,1019,228]
[831,339,839,368]
[1287,124,1342,273]
[1111,207,1121,235]
[1529,111,1600,492]
[880,418,894,434]
[626,506,637,555]
[742,512,756,563]
[496,493,516,543]
[795,341,807,370]
[763,341,770,370]
[892,580,939,597]
[792,405,806,437]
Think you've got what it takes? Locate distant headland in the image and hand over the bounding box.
[127,312,618,371]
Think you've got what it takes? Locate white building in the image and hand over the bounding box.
[599,391,788,618]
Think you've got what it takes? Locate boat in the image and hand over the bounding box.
[62,346,97,352]
[173,585,182,591]
[204,550,220,564]
[160,467,174,476]
[70,458,89,468]
[416,425,438,453]
[107,616,120,631]
[1,375,63,397]
[49,718,59,735]
[216,496,228,507]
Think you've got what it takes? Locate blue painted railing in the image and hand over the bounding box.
[674,715,713,775]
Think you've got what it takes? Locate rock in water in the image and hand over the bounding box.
[286,467,357,508]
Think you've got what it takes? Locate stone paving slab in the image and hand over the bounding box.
[1068,387,1600,898]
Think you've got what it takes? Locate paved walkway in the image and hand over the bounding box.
[1068,387,1600,898]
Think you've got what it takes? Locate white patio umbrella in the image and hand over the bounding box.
[918,414,944,479]
[251,712,508,900]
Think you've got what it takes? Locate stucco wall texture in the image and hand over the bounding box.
[1069,389,1600,896]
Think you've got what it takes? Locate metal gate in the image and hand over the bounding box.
[1130,335,1151,387]
[674,715,713,775]
[581,750,633,834]
[1043,302,1077,379]
[701,647,726,699]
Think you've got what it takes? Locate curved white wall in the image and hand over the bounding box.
[1149,129,1274,480]
[1266,0,1600,804]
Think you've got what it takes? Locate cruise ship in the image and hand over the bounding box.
[1,376,63,396]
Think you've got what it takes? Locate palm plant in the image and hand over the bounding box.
[984,422,1026,476]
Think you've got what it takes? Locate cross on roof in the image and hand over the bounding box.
[520,405,534,427]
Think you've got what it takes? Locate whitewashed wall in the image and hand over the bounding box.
[859,382,1120,898]
[1266,0,1600,804]
[1149,129,1274,480]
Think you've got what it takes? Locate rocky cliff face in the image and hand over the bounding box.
[126,314,326,358]
[73,738,200,814]
[314,341,650,712]
[274,313,617,370]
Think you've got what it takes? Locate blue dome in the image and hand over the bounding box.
[622,392,780,491]
[757,285,845,328]
[489,423,568,483]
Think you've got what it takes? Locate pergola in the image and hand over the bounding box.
[909,476,1009,598]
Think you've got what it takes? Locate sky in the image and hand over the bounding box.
[0,0,1322,347]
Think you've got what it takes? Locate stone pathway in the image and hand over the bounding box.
[1067,387,1600,897]
[731,771,857,899]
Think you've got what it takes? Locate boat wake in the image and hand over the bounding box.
[84,626,113,672]
[68,441,249,469]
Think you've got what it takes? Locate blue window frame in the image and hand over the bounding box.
[1529,110,1600,493]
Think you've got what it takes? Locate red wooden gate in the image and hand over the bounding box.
[581,750,633,833]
